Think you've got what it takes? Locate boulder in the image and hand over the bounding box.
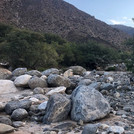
[42,68,59,76]
[28,76,48,89]
[0,80,18,94]
[0,116,12,125]
[11,108,28,121]
[38,101,48,111]
[46,86,66,96]
[5,100,32,114]
[71,86,110,122]
[78,79,92,86]
[33,87,44,94]
[0,123,14,134]
[26,70,42,77]
[12,68,27,76]
[0,68,12,79]
[43,93,71,124]
[14,74,32,87]
[47,74,71,87]
[69,66,86,75]
[63,69,73,78]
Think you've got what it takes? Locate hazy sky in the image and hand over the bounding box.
[64,0,134,27]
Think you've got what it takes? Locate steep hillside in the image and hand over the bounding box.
[0,0,130,48]
[111,25,134,36]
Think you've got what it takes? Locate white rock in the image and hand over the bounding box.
[99,124,109,130]
[63,69,73,78]
[107,126,124,134]
[40,75,47,80]
[114,92,120,98]
[0,80,18,94]
[107,77,114,82]
[14,74,32,87]
[29,97,39,103]
[46,86,66,96]
[38,101,48,110]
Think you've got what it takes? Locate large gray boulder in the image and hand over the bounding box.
[0,68,12,79]
[71,86,110,122]
[14,74,32,87]
[12,68,27,76]
[43,94,71,124]
[69,66,86,75]
[42,68,59,76]
[0,80,18,94]
[5,100,32,114]
[47,74,71,87]
[28,76,48,89]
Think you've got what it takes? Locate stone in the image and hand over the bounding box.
[69,66,86,75]
[32,94,48,101]
[28,76,48,89]
[107,126,125,134]
[26,70,42,77]
[43,93,71,124]
[42,68,59,76]
[0,80,18,94]
[71,86,110,122]
[53,121,77,131]
[12,68,27,76]
[14,74,32,87]
[0,68,12,79]
[5,99,32,114]
[78,79,92,86]
[0,116,12,125]
[33,87,44,94]
[11,108,28,121]
[0,123,14,134]
[0,102,5,111]
[63,69,73,78]
[46,86,66,96]
[47,74,71,87]
[82,124,98,134]
[29,97,39,103]
[38,101,48,111]
[12,121,25,128]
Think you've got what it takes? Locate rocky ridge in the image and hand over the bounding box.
[0,0,130,48]
[0,66,134,134]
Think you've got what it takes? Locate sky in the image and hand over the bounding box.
[64,0,134,27]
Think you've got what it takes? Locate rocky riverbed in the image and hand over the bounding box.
[0,66,134,134]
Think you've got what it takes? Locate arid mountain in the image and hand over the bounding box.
[111,25,134,36]
[0,0,130,48]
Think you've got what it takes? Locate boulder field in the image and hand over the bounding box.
[0,66,134,134]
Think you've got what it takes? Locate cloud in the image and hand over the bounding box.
[122,17,128,20]
[110,19,126,25]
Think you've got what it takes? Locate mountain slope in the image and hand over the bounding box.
[0,0,130,48]
[111,25,134,36]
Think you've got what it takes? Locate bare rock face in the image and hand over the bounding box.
[43,93,71,124]
[71,85,110,122]
[0,0,130,48]
[0,80,18,94]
